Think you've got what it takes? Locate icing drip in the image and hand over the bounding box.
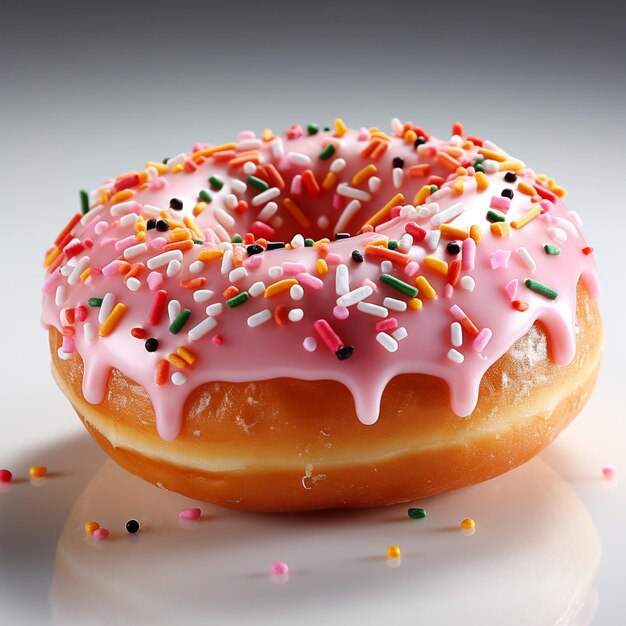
[41,120,600,441]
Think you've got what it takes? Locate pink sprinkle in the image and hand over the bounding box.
[404,261,419,277]
[290,175,303,195]
[151,176,168,190]
[147,271,164,291]
[75,305,88,322]
[100,237,117,248]
[332,193,344,210]
[237,130,255,141]
[533,184,557,203]
[42,268,61,294]
[303,337,317,352]
[472,328,493,352]
[149,237,167,250]
[376,318,398,333]
[270,562,289,576]
[250,221,275,239]
[102,259,125,278]
[325,253,342,265]
[602,466,617,479]
[461,237,476,271]
[179,507,201,521]
[212,335,224,346]
[296,273,323,290]
[314,319,343,352]
[390,206,402,219]
[443,284,453,298]
[0,469,12,483]
[490,195,511,212]
[357,127,371,141]
[490,250,511,270]
[333,306,350,320]
[282,262,307,275]
[61,336,76,354]
[287,123,303,139]
[193,142,211,152]
[539,199,554,213]
[244,254,263,269]
[405,222,427,242]
[93,528,109,540]
[449,305,465,322]
[505,279,518,301]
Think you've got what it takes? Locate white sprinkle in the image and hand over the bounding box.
[55,285,66,307]
[287,152,311,167]
[400,205,418,220]
[168,299,181,323]
[249,281,266,297]
[229,267,248,283]
[142,204,162,217]
[268,266,283,279]
[290,284,304,300]
[390,117,404,136]
[270,138,285,158]
[317,215,330,229]
[451,322,463,347]
[568,210,583,230]
[553,216,578,239]
[357,301,388,317]
[61,263,73,277]
[68,256,90,285]
[193,290,214,303]
[335,264,350,295]
[123,243,148,260]
[188,316,217,341]
[288,308,304,322]
[547,226,568,242]
[189,260,205,274]
[120,213,138,227]
[94,221,108,236]
[483,159,499,174]
[231,179,247,194]
[376,332,398,352]
[237,138,262,151]
[330,158,346,173]
[247,309,272,328]
[448,349,464,363]
[516,247,536,272]
[392,167,404,189]
[417,206,431,219]
[206,303,223,317]
[57,348,71,360]
[99,293,115,324]
[334,200,361,234]
[430,202,465,227]
[224,194,238,211]
[171,372,187,386]
[392,327,408,341]
[126,277,141,291]
[398,233,413,253]
[303,336,317,352]
[166,259,181,277]
[383,297,407,312]
[337,285,373,307]
[368,177,381,193]
[166,152,186,168]
[460,276,475,291]
[380,260,393,274]
[243,161,257,175]
[291,234,305,249]
[257,201,278,221]
[214,224,230,242]
[147,250,183,270]
[83,322,96,341]
[110,201,140,217]
[220,250,234,275]
[336,183,372,202]
[214,207,235,229]
[252,187,280,207]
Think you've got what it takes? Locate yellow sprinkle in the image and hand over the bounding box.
[552,184,567,198]
[170,227,192,242]
[99,303,127,337]
[137,171,149,185]
[334,118,348,137]
[369,130,391,141]
[171,164,183,174]
[261,128,275,142]
[191,143,237,160]
[167,353,187,369]
[110,189,135,204]
[408,297,423,311]
[386,545,401,559]
[511,206,541,229]
[366,238,389,248]
[440,146,463,158]
[352,164,378,186]
[79,267,93,282]
[490,222,511,237]
[498,160,525,172]
[135,217,147,233]
[478,147,506,162]
[44,247,61,268]
[282,198,311,229]
[84,521,100,534]
[322,172,337,190]
[451,179,464,195]
[176,346,196,366]
[456,167,467,176]
[316,259,328,276]
[423,256,449,276]
[144,161,167,174]
[470,224,482,243]
[474,171,489,191]
[184,216,204,241]
[29,466,48,478]
[460,518,475,530]
[193,202,207,217]
[198,249,224,262]
[517,180,536,196]
[439,224,469,240]
[403,129,417,144]
[99,189,110,205]
[135,231,147,243]
[264,279,298,298]
[413,185,432,205]
[536,173,548,181]
[313,238,331,246]
[415,276,437,299]
[362,193,404,229]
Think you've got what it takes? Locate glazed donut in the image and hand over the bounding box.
[42,118,602,512]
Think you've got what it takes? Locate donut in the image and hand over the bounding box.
[42,118,602,512]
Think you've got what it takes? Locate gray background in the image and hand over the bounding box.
[2,1,625,623]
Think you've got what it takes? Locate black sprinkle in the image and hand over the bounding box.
[156,219,170,232]
[446,241,461,255]
[335,232,350,240]
[335,345,355,361]
[414,136,426,148]
[146,218,157,230]
[266,241,285,250]
[504,171,517,183]
[501,188,514,199]
[246,244,264,256]
[145,338,159,352]
[125,519,140,534]
[392,157,405,169]
[351,250,364,263]
[169,198,183,210]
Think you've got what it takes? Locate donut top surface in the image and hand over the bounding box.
[41,119,600,441]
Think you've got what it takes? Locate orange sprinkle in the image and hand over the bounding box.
[478,147,506,162]
[163,240,194,253]
[170,227,192,242]
[118,262,131,275]
[265,163,285,190]
[197,249,224,262]
[498,160,525,172]
[192,143,237,161]
[322,172,337,190]
[511,206,541,229]
[440,225,469,240]
[155,360,169,385]
[264,279,298,298]
[423,256,449,276]
[223,285,239,299]
[517,180,536,196]
[407,164,431,178]
[261,128,275,142]
[415,276,436,300]
[448,260,462,286]
[474,171,489,191]
[460,317,480,337]
[490,222,511,237]
[360,138,388,159]
[316,243,330,258]
[228,151,261,169]
[125,262,145,281]
[470,224,482,243]
[176,346,196,366]
[79,267,93,282]
[364,246,410,266]
[302,170,321,197]
[436,151,462,171]
[413,185,432,205]
[110,189,135,204]
[282,198,311,229]
[193,202,207,217]
[144,161,167,174]
[451,180,464,195]
[99,303,127,337]
[362,193,404,229]
[403,129,417,144]
[274,305,289,326]
[44,246,61,268]
[171,164,183,174]
[179,277,206,290]
[352,164,378,186]
[408,297,423,311]
[183,216,204,241]
[334,118,348,137]
[167,353,187,369]
[452,121,464,136]
[370,141,389,160]
[54,213,82,247]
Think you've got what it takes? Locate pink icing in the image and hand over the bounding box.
[41,120,600,441]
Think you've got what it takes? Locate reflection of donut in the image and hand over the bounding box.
[51,458,600,625]
[42,119,602,511]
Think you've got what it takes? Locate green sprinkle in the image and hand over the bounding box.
[226,292,249,308]
[323,126,331,131]
[544,244,560,255]
[169,309,191,334]
[472,156,485,166]
[474,164,485,173]
[307,123,319,135]
[231,234,243,243]
[319,144,336,160]
[247,176,269,192]
[209,176,224,190]
[486,209,506,223]
[429,185,439,193]
[407,507,427,520]
[87,297,103,307]
[304,238,315,247]
[198,189,213,203]
[380,274,418,298]
[387,240,398,250]
[193,239,203,245]
[524,279,558,300]
[79,189,90,215]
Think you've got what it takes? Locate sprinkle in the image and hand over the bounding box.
[99,303,126,337]
[313,319,352,359]
[155,359,169,385]
[247,309,272,328]
[357,301,388,317]
[512,300,529,312]
[472,328,493,352]
[490,195,511,212]
[516,247,536,271]
[505,279,518,301]
[407,508,427,520]
[460,518,475,530]
[363,193,405,229]
[288,308,304,322]
[430,202,464,227]
[602,466,617,480]
[336,183,372,202]
[247,175,269,191]
[490,222,510,237]
[29,466,48,478]
[383,297,408,312]
[147,250,183,270]
[490,250,511,270]
[337,285,373,307]
[187,316,218,341]
[423,256,449,276]
[376,332,398,352]
[226,292,249,307]
[415,276,436,300]
[84,521,100,534]
[380,273,418,298]
[125,520,140,534]
[209,176,224,190]
[319,144,336,160]
[303,337,317,352]
[264,279,297,298]
[352,164,378,186]
[544,244,560,255]
[386,545,401,559]
[88,297,103,307]
[335,264,350,296]
[179,507,201,521]
[169,309,191,334]
[79,189,90,214]
[511,206,541,229]
[448,349,464,363]
[93,528,110,540]
[451,322,463,347]
[171,371,187,385]
[524,278,558,300]
[270,561,289,576]
[449,304,479,336]
[365,246,410,266]
[486,209,506,223]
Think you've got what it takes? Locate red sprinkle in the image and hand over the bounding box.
[582,246,594,255]
[0,469,12,483]
[512,300,529,312]
[448,260,462,287]
[212,335,224,346]
[155,359,169,385]
[131,327,148,339]
[148,290,167,326]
